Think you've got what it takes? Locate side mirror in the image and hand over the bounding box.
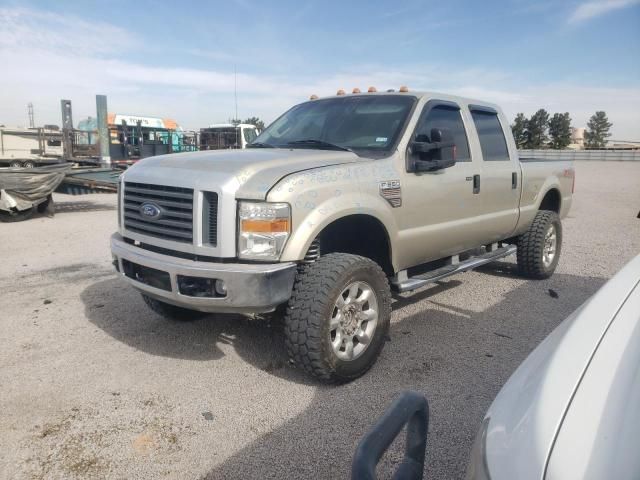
[408,128,456,172]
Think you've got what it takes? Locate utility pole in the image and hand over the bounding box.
[27,102,35,128]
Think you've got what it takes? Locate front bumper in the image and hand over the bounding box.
[110,233,297,314]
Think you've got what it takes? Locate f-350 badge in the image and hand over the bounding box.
[379,180,402,207]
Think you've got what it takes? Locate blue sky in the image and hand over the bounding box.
[1,0,639,138]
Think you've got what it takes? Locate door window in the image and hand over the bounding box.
[415,105,471,161]
[471,110,510,161]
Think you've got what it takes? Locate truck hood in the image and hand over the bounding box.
[124,148,361,200]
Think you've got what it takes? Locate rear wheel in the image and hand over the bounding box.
[9,160,22,168]
[141,294,206,321]
[23,161,36,168]
[516,210,562,279]
[284,253,391,383]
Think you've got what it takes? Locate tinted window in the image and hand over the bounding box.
[415,105,470,161]
[471,110,509,161]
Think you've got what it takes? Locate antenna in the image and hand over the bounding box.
[234,65,238,122]
[234,65,239,148]
[28,102,35,128]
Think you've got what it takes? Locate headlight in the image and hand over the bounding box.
[238,201,290,261]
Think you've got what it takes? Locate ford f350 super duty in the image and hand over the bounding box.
[111,88,574,382]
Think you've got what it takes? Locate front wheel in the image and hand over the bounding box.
[516,210,562,279]
[284,253,391,383]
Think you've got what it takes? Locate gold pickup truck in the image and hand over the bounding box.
[111,89,574,382]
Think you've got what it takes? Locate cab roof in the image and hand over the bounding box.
[309,90,502,113]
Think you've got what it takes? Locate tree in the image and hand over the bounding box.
[511,113,529,149]
[548,112,572,149]
[584,111,612,149]
[525,109,550,149]
[243,116,266,131]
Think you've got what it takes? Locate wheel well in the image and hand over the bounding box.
[315,215,393,275]
[539,188,561,213]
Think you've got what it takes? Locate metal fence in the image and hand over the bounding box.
[518,149,640,161]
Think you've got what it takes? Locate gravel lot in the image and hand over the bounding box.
[1,161,639,480]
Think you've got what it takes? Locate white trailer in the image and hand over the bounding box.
[0,127,64,168]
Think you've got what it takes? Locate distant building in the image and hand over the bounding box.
[568,127,585,150]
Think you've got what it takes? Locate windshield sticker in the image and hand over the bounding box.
[375,137,388,142]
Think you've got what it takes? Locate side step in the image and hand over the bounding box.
[392,244,517,293]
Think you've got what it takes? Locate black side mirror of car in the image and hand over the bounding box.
[408,128,456,172]
[351,390,429,480]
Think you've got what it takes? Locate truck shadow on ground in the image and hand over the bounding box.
[80,277,463,366]
[81,270,606,479]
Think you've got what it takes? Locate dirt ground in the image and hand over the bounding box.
[1,161,639,479]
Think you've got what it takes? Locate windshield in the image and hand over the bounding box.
[253,95,416,155]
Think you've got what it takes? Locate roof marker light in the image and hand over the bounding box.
[367,86,377,93]
[399,86,409,92]
[352,88,361,94]
[336,89,346,96]
[309,94,318,100]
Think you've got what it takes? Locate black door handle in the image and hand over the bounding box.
[512,172,518,189]
[473,174,480,194]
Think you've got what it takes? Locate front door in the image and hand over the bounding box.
[396,100,485,269]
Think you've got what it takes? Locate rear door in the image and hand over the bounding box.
[468,106,521,242]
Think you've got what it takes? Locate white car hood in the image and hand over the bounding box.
[483,255,640,480]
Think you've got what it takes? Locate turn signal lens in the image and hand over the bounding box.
[241,218,290,233]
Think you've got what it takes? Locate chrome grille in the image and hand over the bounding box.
[123,182,194,243]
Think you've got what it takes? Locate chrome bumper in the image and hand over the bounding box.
[110,233,297,314]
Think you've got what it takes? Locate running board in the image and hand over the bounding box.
[392,245,517,293]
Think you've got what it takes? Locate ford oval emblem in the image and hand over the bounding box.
[140,202,162,220]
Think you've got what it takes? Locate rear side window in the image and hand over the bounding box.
[471,110,509,161]
[415,105,471,161]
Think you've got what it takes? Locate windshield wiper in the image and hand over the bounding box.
[286,139,353,152]
[247,142,275,148]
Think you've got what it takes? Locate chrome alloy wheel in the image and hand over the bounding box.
[329,281,379,361]
[543,223,557,268]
